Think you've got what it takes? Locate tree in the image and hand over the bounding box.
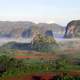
[32,34,58,52]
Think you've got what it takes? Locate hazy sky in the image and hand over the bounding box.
[0,0,80,25]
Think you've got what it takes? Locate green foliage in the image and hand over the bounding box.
[0,54,80,79]
[32,34,58,52]
[0,50,80,79]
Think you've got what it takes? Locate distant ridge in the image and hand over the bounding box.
[0,21,65,38]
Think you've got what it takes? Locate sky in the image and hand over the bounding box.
[0,0,80,26]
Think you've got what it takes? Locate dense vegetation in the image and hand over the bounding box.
[32,34,58,52]
[0,34,80,79]
[0,53,80,79]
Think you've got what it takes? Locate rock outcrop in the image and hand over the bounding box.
[64,20,80,38]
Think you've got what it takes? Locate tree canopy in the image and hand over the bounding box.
[32,34,58,52]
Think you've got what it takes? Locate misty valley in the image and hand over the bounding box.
[0,20,80,80]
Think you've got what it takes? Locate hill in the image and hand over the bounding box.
[0,21,65,38]
[64,20,80,38]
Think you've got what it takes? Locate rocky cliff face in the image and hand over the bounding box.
[64,20,80,38]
